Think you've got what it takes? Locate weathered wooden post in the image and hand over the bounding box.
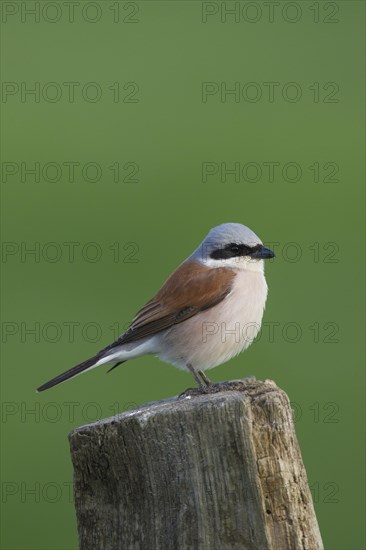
[69,378,323,550]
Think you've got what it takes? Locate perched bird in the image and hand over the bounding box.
[37,223,274,392]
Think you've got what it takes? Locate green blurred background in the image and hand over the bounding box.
[1,1,365,549]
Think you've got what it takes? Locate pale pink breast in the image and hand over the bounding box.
[157,270,268,371]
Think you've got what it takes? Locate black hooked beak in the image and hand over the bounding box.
[250,245,275,260]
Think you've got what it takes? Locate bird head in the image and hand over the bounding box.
[192,223,275,273]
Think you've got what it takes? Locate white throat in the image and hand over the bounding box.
[191,248,265,273]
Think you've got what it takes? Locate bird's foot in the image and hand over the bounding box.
[178,376,257,399]
[178,386,208,399]
[197,369,212,386]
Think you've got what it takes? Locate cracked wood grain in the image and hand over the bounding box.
[69,378,323,550]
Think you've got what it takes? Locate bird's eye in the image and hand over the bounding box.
[210,243,244,260]
[229,244,240,255]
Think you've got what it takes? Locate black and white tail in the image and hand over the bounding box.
[36,352,125,392]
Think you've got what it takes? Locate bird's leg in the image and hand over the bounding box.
[186,363,207,390]
[198,370,213,386]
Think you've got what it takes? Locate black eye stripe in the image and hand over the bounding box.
[210,243,260,260]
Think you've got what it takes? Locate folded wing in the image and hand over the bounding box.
[106,260,235,349]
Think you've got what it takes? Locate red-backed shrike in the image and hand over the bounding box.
[37,223,274,392]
